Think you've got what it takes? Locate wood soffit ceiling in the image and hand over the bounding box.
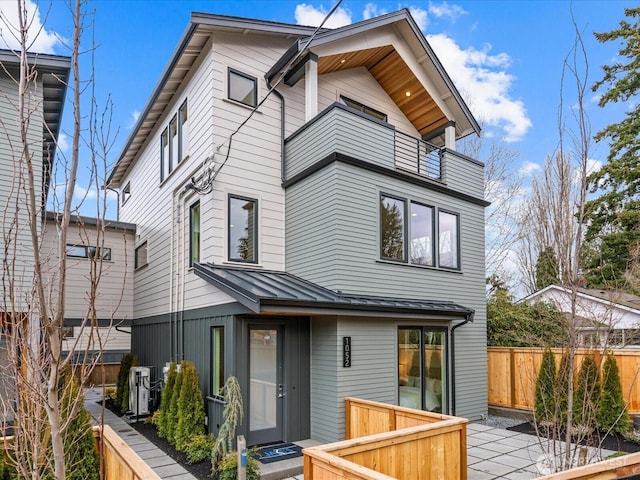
[317,45,449,137]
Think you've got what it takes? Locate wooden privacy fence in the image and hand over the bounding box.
[488,347,640,414]
[303,397,467,480]
[535,450,640,479]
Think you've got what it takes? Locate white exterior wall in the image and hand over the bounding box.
[0,73,43,312]
[119,33,294,319]
[529,288,640,330]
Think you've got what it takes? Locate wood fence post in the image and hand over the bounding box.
[509,348,516,408]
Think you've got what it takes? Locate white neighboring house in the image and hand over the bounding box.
[40,212,135,365]
[523,285,640,348]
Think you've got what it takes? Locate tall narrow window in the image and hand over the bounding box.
[228,69,257,107]
[189,201,200,267]
[122,182,131,205]
[211,326,225,397]
[228,195,257,263]
[380,195,406,261]
[135,242,148,269]
[398,327,447,413]
[160,129,169,182]
[178,100,189,162]
[410,202,434,266]
[169,115,177,173]
[438,211,459,269]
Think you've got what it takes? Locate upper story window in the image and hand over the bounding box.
[160,100,188,183]
[410,202,434,266]
[122,182,131,205]
[66,244,112,261]
[380,195,406,261]
[341,96,387,122]
[380,193,459,270]
[228,195,257,263]
[135,242,148,270]
[438,210,459,269]
[178,100,189,162]
[189,201,200,267]
[228,68,257,107]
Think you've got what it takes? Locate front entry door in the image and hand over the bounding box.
[248,325,284,445]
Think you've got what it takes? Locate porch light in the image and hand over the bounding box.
[340,58,346,64]
[405,91,411,97]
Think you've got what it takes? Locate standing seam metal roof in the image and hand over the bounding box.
[193,263,474,317]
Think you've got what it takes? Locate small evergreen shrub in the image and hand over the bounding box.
[166,363,184,445]
[598,354,631,433]
[116,353,138,413]
[212,376,244,474]
[175,361,205,452]
[217,450,260,480]
[157,362,177,439]
[573,355,600,431]
[535,347,557,424]
[185,434,216,464]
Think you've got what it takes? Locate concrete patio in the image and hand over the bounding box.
[281,422,618,480]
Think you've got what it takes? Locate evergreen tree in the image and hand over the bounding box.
[573,356,600,430]
[598,355,631,433]
[175,361,205,452]
[535,347,557,424]
[157,362,177,439]
[584,8,640,291]
[535,246,559,290]
[166,364,184,446]
[116,353,138,412]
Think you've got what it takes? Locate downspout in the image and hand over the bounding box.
[450,310,474,416]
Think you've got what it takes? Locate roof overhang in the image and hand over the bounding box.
[194,263,474,321]
[267,9,480,142]
[0,49,70,191]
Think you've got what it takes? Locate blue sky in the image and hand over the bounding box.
[0,0,630,220]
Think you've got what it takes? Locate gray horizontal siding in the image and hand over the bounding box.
[285,106,395,179]
[442,150,484,200]
[287,159,487,421]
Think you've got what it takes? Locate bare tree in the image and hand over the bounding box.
[0,1,120,478]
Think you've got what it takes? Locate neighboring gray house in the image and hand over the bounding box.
[108,10,488,445]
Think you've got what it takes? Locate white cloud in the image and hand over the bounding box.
[132,109,141,123]
[586,158,602,176]
[73,185,118,204]
[427,33,532,142]
[428,1,468,22]
[0,0,61,53]
[57,133,69,154]
[519,161,541,177]
[408,7,428,31]
[363,3,387,20]
[294,3,352,28]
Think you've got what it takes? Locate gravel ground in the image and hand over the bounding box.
[478,414,529,429]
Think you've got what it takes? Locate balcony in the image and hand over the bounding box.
[284,103,484,200]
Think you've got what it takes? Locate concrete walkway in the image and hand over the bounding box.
[84,388,197,480]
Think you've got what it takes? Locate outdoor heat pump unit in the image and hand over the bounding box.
[128,366,150,417]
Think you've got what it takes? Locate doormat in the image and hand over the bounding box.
[255,442,303,464]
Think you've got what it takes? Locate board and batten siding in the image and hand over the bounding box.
[287,161,487,421]
[310,316,396,443]
[0,73,43,311]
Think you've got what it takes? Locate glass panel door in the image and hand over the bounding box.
[424,330,446,413]
[249,326,283,444]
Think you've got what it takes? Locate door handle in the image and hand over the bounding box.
[277,384,285,398]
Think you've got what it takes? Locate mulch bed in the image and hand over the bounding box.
[507,421,640,454]
[103,400,213,479]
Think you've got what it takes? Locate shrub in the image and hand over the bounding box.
[573,355,600,431]
[212,376,243,475]
[116,353,138,412]
[535,347,557,425]
[598,354,631,433]
[166,363,184,445]
[175,361,205,451]
[217,450,260,480]
[157,362,177,439]
[185,434,216,464]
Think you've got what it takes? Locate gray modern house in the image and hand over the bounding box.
[108,10,488,446]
